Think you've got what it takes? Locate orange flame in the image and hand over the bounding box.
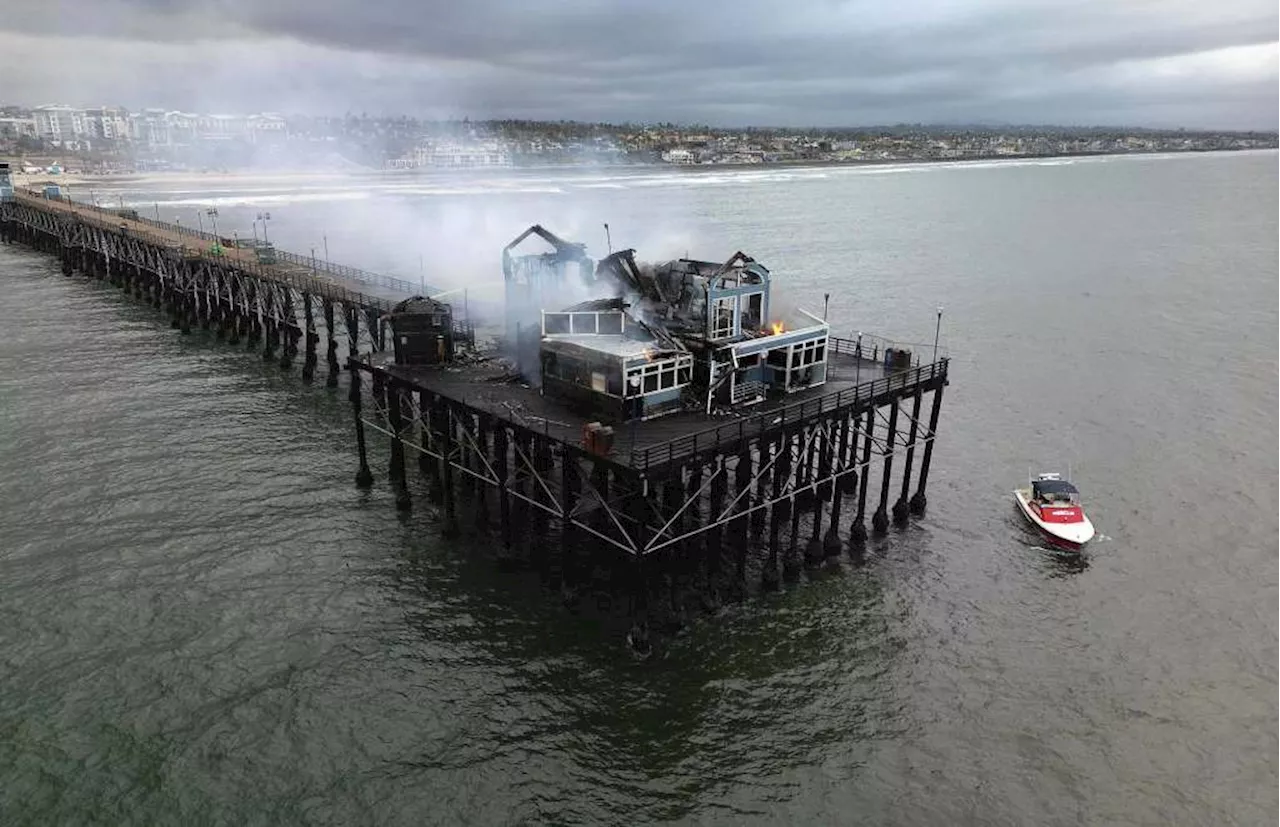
[770,321,785,335]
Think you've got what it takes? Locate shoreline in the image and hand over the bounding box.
[9,146,1274,189]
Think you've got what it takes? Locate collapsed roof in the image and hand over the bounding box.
[593,249,770,340]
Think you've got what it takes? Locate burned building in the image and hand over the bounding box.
[502,225,594,374]
[539,298,694,422]
[386,295,455,366]
[503,226,830,422]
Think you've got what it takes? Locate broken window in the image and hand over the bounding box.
[543,313,570,335]
[712,297,736,339]
[743,292,763,331]
[625,354,694,398]
[597,312,623,334]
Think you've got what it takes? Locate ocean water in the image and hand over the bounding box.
[1,150,1275,825]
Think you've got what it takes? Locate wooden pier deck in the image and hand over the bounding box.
[11,188,426,309]
[370,336,946,474]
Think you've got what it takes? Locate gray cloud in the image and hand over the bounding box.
[0,0,1275,128]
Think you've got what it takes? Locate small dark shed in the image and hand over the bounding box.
[388,296,454,365]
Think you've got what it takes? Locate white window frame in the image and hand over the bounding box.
[624,353,694,398]
[788,336,827,369]
[711,296,736,339]
[543,310,626,336]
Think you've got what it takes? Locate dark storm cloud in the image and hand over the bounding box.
[1,0,1276,128]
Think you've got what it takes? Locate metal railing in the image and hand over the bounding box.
[15,188,399,313]
[828,333,950,365]
[16,188,439,297]
[628,357,949,471]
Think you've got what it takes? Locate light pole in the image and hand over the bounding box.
[196,210,204,234]
[256,211,271,244]
[823,292,830,321]
[206,207,219,238]
[855,330,863,386]
[323,233,329,265]
[933,305,943,364]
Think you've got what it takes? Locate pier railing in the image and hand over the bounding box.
[629,357,949,471]
[15,188,400,313]
[828,333,949,365]
[17,188,437,297]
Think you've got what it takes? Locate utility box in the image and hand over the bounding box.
[388,296,455,366]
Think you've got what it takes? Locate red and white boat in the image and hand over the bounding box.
[1013,472,1095,550]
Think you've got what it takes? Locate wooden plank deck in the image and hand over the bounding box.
[376,348,920,471]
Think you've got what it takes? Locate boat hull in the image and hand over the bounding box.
[1013,489,1094,550]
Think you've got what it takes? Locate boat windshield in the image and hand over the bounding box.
[1033,479,1079,503]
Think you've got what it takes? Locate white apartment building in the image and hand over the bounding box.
[85,107,130,141]
[246,113,287,143]
[33,105,87,144]
[129,109,171,145]
[0,116,36,140]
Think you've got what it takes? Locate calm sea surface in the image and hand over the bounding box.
[1,151,1275,826]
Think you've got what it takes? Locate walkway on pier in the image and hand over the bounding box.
[13,189,432,310]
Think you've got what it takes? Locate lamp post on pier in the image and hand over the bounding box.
[933,306,943,364]
[256,211,271,244]
[206,207,219,238]
[855,330,863,386]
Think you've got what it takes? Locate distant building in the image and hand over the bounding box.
[413,142,512,168]
[197,114,248,141]
[247,113,287,143]
[661,148,695,164]
[0,116,36,140]
[32,105,86,144]
[128,109,171,146]
[84,107,130,142]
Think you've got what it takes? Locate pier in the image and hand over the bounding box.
[0,181,467,385]
[0,178,950,651]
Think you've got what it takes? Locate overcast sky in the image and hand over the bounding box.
[1,0,1276,128]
